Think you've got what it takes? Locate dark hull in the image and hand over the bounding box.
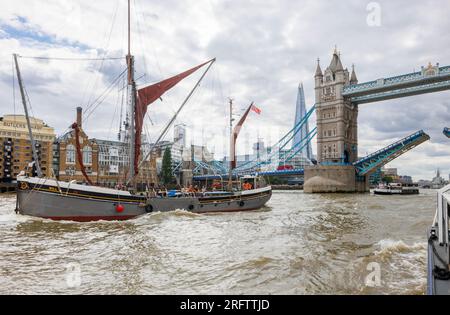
[16,177,272,222]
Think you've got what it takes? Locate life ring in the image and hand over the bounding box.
[20,182,29,190]
[239,201,245,207]
[145,204,153,213]
[188,205,195,211]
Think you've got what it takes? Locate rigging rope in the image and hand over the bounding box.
[18,56,124,61]
[83,68,128,123]
[82,0,121,109]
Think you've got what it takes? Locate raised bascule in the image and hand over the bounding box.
[444,128,450,138]
[304,49,450,193]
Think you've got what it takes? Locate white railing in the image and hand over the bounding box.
[434,184,450,246]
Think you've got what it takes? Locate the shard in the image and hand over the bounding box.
[292,83,313,160]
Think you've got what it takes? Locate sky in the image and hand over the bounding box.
[0,0,449,181]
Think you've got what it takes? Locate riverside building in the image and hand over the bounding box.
[0,115,55,182]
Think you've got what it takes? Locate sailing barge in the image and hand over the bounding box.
[16,176,272,222]
[14,0,272,222]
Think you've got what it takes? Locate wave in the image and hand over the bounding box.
[0,212,30,224]
[374,239,426,256]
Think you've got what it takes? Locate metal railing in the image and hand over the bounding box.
[343,64,450,96]
[434,185,450,247]
[348,80,450,104]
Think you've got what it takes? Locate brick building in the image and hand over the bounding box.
[55,107,157,189]
[0,115,55,182]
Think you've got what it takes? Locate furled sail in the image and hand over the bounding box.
[71,123,94,186]
[134,59,214,175]
[230,103,254,169]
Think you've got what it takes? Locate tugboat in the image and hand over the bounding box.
[427,184,450,295]
[14,0,272,222]
[373,183,420,195]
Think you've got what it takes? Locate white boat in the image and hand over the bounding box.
[373,183,419,195]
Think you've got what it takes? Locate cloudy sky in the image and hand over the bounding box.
[1,0,449,180]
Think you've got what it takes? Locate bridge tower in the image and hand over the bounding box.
[315,49,359,164]
[305,49,367,193]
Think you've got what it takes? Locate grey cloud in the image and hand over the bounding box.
[1,0,449,179]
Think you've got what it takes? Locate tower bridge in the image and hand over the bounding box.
[190,51,448,191]
[304,49,449,193]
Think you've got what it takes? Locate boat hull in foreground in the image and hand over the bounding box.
[427,227,450,295]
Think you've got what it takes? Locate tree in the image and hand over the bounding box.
[161,147,174,185]
[382,176,394,184]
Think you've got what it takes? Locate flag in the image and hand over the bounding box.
[251,104,262,115]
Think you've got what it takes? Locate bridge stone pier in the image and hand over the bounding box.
[304,165,368,193]
[305,49,365,193]
[305,49,450,193]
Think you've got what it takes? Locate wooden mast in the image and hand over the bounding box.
[127,0,136,187]
[13,54,43,178]
[228,101,254,190]
[228,99,234,191]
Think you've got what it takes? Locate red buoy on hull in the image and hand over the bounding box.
[116,205,125,213]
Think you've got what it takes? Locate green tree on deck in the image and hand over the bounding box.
[161,148,174,185]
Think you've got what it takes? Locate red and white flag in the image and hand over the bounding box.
[251,104,262,115]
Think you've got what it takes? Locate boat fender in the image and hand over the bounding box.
[188,205,195,211]
[145,204,153,213]
[116,204,125,213]
[239,201,245,207]
[433,266,450,281]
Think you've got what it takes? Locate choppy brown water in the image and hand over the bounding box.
[0,190,436,295]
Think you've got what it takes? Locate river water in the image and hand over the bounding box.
[0,190,435,295]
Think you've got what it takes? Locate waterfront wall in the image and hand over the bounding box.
[0,183,16,193]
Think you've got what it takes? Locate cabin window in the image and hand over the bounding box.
[66,145,76,164]
[83,146,92,165]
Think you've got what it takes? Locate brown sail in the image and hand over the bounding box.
[230,102,254,169]
[134,59,215,175]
